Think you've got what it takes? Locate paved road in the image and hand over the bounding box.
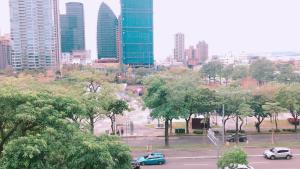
[124,134,300,147]
[140,156,300,169]
[134,148,300,169]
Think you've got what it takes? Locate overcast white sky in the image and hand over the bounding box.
[1,0,300,61]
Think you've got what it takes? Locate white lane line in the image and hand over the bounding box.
[250,162,269,164]
[184,164,209,166]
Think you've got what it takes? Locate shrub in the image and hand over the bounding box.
[193,130,203,135]
[217,147,248,169]
[282,129,296,132]
[268,129,281,133]
[175,128,185,134]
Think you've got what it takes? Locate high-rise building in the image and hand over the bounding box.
[0,34,11,70]
[97,3,118,61]
[9,0,60,70]
[60,2,85,53]
[121,0,154,66]
[174,33,185,63]
[196,41,208,63]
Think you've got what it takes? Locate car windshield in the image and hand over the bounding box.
[270,148,275,152]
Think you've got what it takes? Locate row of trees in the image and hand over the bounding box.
[143,71,300,146]
[201,58,300,85]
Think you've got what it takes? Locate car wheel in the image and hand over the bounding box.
[270,156,275,160]
[286,155,292,160]
[159,161,163,165]
[140,162,144,166]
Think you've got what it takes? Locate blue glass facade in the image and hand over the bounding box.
[121,0,154,66]
[97,3,118,59]
[60,2,85,53]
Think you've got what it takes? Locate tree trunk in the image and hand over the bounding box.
[294,116,298,131]
[169,119,173,135]
[239,117,244,132]
[185,115,192,134]
[89,116,94,134]
[235,115,239,144]
[110,116,115,134]
[185,119,189,134]
[164,119,169,147]
[275,113,278,130]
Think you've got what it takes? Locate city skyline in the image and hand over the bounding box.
[1,0,300,61]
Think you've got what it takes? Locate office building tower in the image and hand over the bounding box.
[174,33,185,63]
[60,2,85,53]
[97,3,118,61]
[9,0,60,70]
[121,0,154,66]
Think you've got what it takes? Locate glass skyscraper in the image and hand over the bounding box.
[60,2,85,53]
[121,0,154,66]
[97,3,118,60]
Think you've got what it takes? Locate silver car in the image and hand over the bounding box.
[264,147,293,160]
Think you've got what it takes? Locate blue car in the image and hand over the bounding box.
[137,153,166,165]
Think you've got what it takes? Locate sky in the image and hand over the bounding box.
[1,0,300,61]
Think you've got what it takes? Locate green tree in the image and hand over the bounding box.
[276,64,295,83]
[276,87,300,131]
[81,84,115,134]
[250,58,275,85]
[232,65,248,81]
[144,78,173,146]
[182,88,218,134]
[201,61,223,84]
[106,99,129,134]
[263,102,286,131]
[222,64,234,85]
[217,147,248,169]
[249,95,269,133]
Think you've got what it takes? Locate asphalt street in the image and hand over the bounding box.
[133,148,300,169]
[140,156,300,169]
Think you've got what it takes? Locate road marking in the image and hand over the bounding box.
[250,162,269,164]
[184,163,209,166]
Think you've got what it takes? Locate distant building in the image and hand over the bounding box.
[97,3,118,61]
[61,50,91,65]
[174,33,185,63]
[121,0,154,66]
[196,41,208,63]
[0,34,11,70]
[186,46,199,67]
[10,0,60,70]
[60,2,85,53]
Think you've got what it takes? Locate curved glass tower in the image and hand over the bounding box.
[97,3,118,60]
[121,0,154,66]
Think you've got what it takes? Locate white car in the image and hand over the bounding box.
[264,147,293,160]
[224,164,254,169]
